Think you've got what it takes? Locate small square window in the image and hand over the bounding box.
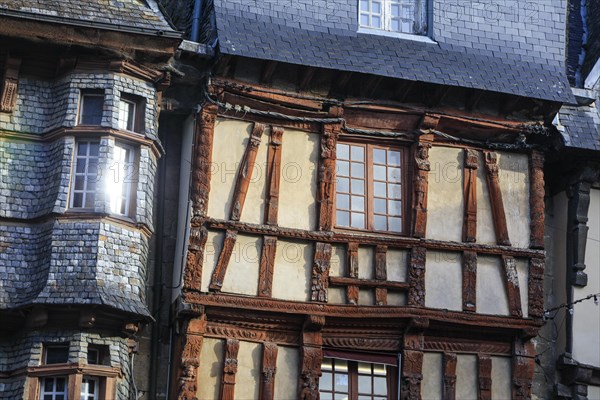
[118,94,144,133]
[43,345,69,365]
[78,91,104,125]
[87,345,110,366]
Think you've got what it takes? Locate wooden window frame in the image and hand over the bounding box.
[28,364,118,400]
[69,140,101,210]
[117,93,145,134]
[334,140,410,235]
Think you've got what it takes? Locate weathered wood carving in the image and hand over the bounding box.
[209,230,238,291]
[318,123,340,231]
[311,242,332,302]
[206,323,298,345]
[443,353,458,400]
[529,151,545,249]
[478,355,492,400]
[412,142,431,238]
[346,242,359,305]
[220,339,240,400]
[401,319,427,400]
[177,316,207,400]
[425,340,511,355]
[329,277,409,290]
[259,342,278,400]
[183,226,208,291]
[0,56,21,113]
[528,258,544,318]
[483,151,511,246]
[265,126,284,225]
[463,149,478,242]
[462,251,477,312]
[323,337,401,351]
[192,104,218,219]
[258,236,278,298]
[407,247,426,306]
[374,245,388,305]
[512,339,535,400]
[300,316,324,400]
[501,256,522,317]
[230,122,265,221]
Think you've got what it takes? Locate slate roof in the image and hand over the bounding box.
[0,0,178,37]
[212,3,574,104]
[558,103,600,151]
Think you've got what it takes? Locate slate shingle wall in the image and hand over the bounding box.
[558,102,600,151]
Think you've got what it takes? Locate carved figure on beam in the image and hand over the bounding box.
[318,123,340,231]
[463,149,479,242]
[192,104,218,220]
[412,142,431,238]
[483,151,511,246]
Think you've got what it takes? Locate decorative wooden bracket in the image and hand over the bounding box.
[177,315,207,400]
[483,151,511,246]
[346,242,359,305]
[318,122,340,231]
[259,342,278,400]
[512,339,535,400]
[258,236,278,298]
[374,245,388,305]
[443,353,458,400]
[462,251,477,312]
[230,122,265,221]
[407,247,426,307]
[477,355,492,400]
[192,104,218,220]
[299,315,324,400]
[529,151,545,249]
[220,339,240,400]
[528,258,544,318]
[183,226,209,291]
[412,142,431,238]
[401,318,428,400]
[310,242,332,302]
[463,149,478,242]
[502,256,522,317]
[209,230,238,291]
[265,126,284,225]
[1,56,21,113]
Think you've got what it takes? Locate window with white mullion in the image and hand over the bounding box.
[80,376,99,400]
[359,0,421,34]
[108,143,135,216]
[336,143,367,229]
[118,99,136,132]
[71,141,100,209]
[40,377,68,400]
[359,0,383,29]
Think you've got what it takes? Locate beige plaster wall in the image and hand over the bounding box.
[425,251,462,311]
[456,354,478,400]
[491,356,512,399]
[358,246,374,279]
[516,258,529,318]
[274,346,300,399]
[220,234,261,296]
[196,337,224,400]
[277,129,319,231]
[421,352,443,400]
[271,240,312,301]
[426,146,464,242]
[327,245,346,304]
[573,188,600,367]
[235,341,261,400]
[498,152,530,248]
[477,255,510,316]
[387,249,408,282]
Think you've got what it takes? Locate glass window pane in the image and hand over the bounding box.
[335,359,348,371]
[44,395,52,400]
[75,176,85,191]
[360,13,370,26]
[373,148,386,164]
[44,379,54,391]
[337,144,349,160]
[388,150,401,166]
[76,160,86,173]
[337,161,349,177]
[374,165,386,180]
[322,358,333,370]
[337,211,350,226]
[359,397,371,400]
[374,198,386,214]
[56,396,65,400]
[388,200,402,216]
[373,376,387,395]
[321,372,333,390]
[337,177,349,193]
[402,5,413,18]
[402,20,411,32]
[391,4,400,16]
[373,363,387,375]
[388,183,402,199]
[358,362,372,373]
[73,193,83,207]
[84,192,95,208]
[335,394,349,400]
[351,212,365,228]
[372,15,381,27]
[351,145,364,161]
[358,375,372,394]
[374,215,387,230]
[388,167,401,182]
[351,179,365,195]
[81,95,103,125]
[89,142,99,157]
[337,194,350,210]
[351,162,364,178]
[389,217,402,232]
[56,377,66,391]
[77,143,88,156]
[374,182,386,196]
[335,374,349,392]
[360,0,370,12]
[351,196,364,212]
[372,1,381,14]
[88,380,96,394]
[391,19,400,31]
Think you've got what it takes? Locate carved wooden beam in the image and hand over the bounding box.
[529,150,545,249]
[183,226,208,291]
[512,339,535,400]
[463,149,478,242]
[443,353,458,400]
[502,256,523,317]
[346,242,359,305]
[462,251,477,312]
[311,242,332,303]
[258,236,278,298]
[477,355,492,400]
[374,245,388,305]
[230,122,265,221]
[192,104,218,219]
[329,277,409,290]
[528,258,544,319]
[0,56,21,113]
[209,230,238,292]
[401,318,427,400]
[318,122,341,231]
[260,60,279,84]
[483,151,511,246]
[177,315,207,400]
[259,342,278,400]
[299,66,317,91]
[299,316,324,400]
[265,126,284,225]
[220,339,240,400]
[407,247,426,307]
[412,142,431,238]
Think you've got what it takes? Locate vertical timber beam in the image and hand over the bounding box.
[299,316,324,400]
[401,318,428,400]
[265,127,284,225]
[463,149,478,242]
[177,315,207,400]
[183,226,209,291]
[220,339,240,400]
[407,247,426,307]
[0,56,21,113]
[192,104,218,219]
[230,122,265,221]
[529,151,545,249]
[412,142,431,238]
[502,256,523,317]
[346,242,359,305]
[259,342,278,400]
[209,230,238,291]
[374,245,388,305]
[528,258,544,318]
[443,353,458,400]
[477,355,492,400]
[512,339,535,400]
[258,236,278,298]
[462,251,477,312]
[318,116,342,231]
[311,242,332,302]
[483,151,511,246]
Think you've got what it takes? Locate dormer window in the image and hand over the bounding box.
[359,0,427,35]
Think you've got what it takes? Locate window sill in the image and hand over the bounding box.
[357,27,436,44]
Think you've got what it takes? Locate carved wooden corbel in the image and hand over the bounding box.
[443,353,458,400]
[412,142,431,238]
[317,122,340,231]
[462,251,477,312]
[299,315,324,400]
[374,245,388,305]
[192,104,218,220]
[220,339,240,400]
[478,355,492,400]
[258,236,278,298]
[209,230,238,291]
[230,122,265,221]
[463,149,478,242]
[259,342,278,400]
[183,226,208,291]
[483,151,511,246]
[501,256,523,317]
[265,126,284,225]
[311,242,332,302]
[177,315,207,400]
[401,318,428,400]
[0,56,21,113]
[529,151,545,249]
[528,258,544,318]
[346,242,359,305]
[512,339,535,400]
[407,247,426,307]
